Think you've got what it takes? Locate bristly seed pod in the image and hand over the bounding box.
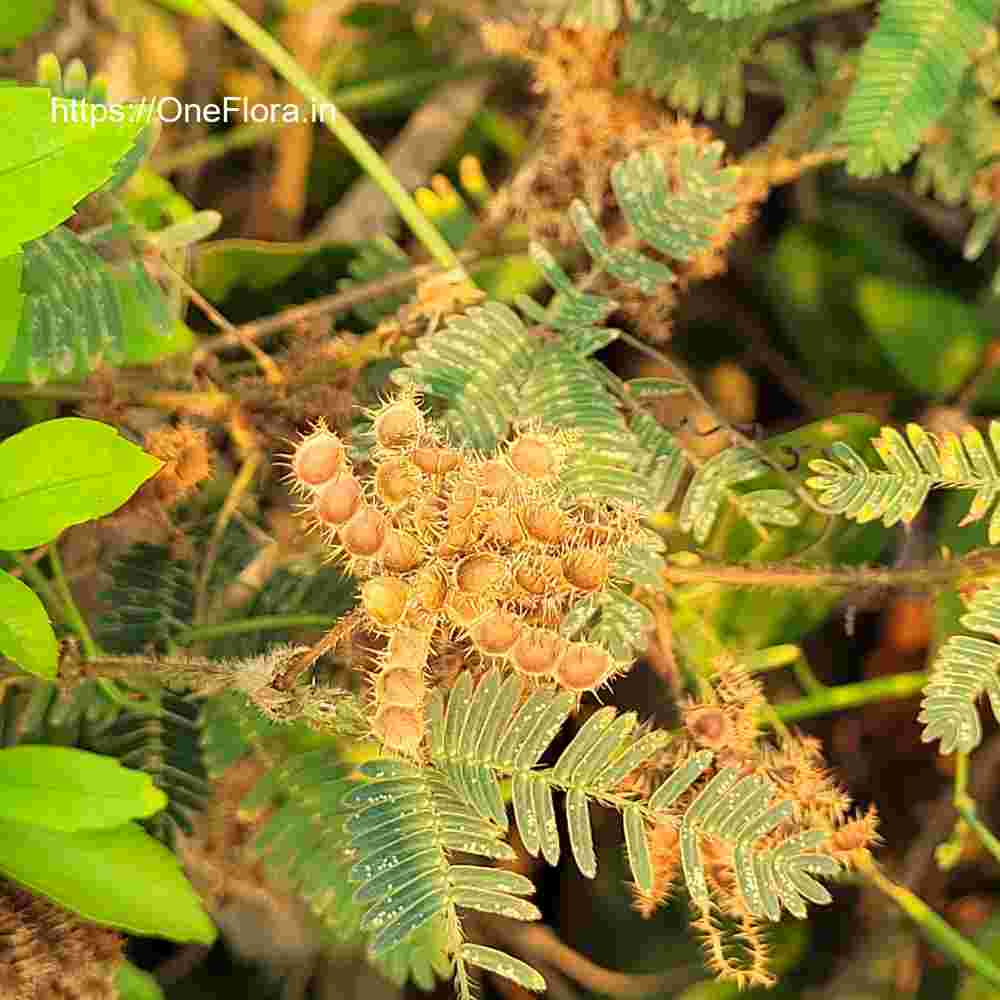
[412,446,462,476]
[372,704,424,754]
[374,397,425,448]
[479,460,514,497]
[684,706,732,749]
[523,504,567,544]
[314,474,362,526]
[377,666,425,708]
[562,549,610,591]
[509,433,559,479]
[340,505,387,556]
[513,555,565,598]
[385,627,432,669]
[414,567,447,612]
[456,553,507,594]
[481,509,526,547]
[510,627,566,676]
[293,429,346,487]
[381,529,424,573]
[445,591,489,630]
[557,642,613,691]
[447,480,479,521]
[362,576,410,627]
[471,608,522,655]
[375,459,421,505]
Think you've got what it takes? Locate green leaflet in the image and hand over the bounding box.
[806,421,1000,541]
[0,745,167,831]
[0,417,162,550]
[920,582,1000,754]
[839,0,998,177]
[0,568,57,678]
[0,819,215,942]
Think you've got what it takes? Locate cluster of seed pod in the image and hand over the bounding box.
[288,392,644,754]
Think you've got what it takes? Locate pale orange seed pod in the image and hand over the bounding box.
[510,627,566,676]
[372,704,424,754]
[362,577,411,627]
[314,475,362,526]
[293,431,345,487]
[374,398,425,448]
[557,642,613,691]
[340,506,388,557]
[471,608,523,655]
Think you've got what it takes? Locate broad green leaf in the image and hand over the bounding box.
[0,418,162,549]
[0,819,216,942]
[0,745,167,830]
[0,88,151,258]
[0,567,57,677]
[0,0,56,48]
[116,961,165,1000]
[856,276,986,397]
[0,251,24,372]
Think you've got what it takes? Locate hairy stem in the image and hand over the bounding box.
[664,550,1000,590]
[196,0,460,271]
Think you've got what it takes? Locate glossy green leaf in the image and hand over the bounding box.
[0,745,167,830]
[0,88,151,258]
[0,567,57,677]
[0,418,162,549]
[0,819,215,941]
[0,0,56,48]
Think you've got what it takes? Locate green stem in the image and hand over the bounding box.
[861,856,1000,989]
[954,752,1000,867]
[151,63,502,175]
[48,543,101,660]
[175,614,340,645]
[773,671,927,723]
[10,552,65,625]
[196,0,460,271]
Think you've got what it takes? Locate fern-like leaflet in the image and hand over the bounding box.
[805,421,1000,541]
[920,583,1000,754]
[838,0,997,177]
[342,668,846,990]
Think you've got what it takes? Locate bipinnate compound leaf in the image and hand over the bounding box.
[0,0,56,48]
[0,251,24,373]
[0,745,168,831]
[0,417,162,550]
[0,819,216,942]
[0,567,57,677]
[0,87,152,258]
